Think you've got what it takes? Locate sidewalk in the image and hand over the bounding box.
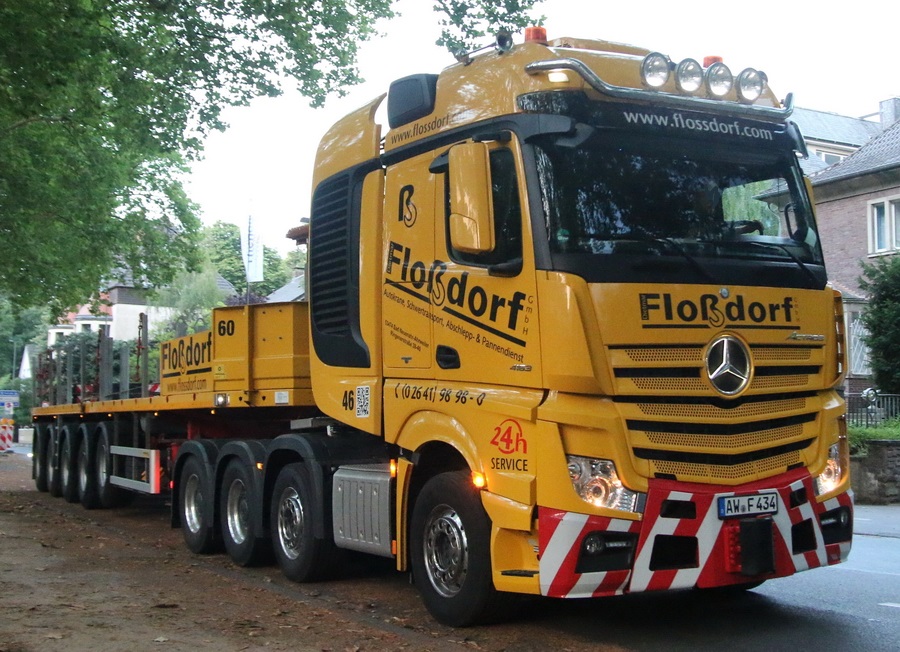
[853,504,900,538]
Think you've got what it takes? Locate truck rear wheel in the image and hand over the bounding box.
[95,426,130,509]
[60,428,80,503]
[179,456,219,554]
[33,425,49,492]
[270,463,337,582]
[47,427,62,498]
[220,459,269,566]
[77,429,100,509]
[410,470,511,627]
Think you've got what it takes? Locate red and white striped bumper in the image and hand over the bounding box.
[538,471,853,598]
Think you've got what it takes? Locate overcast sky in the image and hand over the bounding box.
[187,0,900,254]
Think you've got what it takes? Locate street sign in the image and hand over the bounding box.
[0,390,20,407]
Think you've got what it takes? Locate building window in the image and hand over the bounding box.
[815,150,844,166]
[847,310,872,377]
[868,197,900,254]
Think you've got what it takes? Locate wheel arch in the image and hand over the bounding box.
[265,434,330,540]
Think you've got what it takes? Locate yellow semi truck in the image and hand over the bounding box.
[32,27,853,626]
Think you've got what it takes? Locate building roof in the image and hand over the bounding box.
[791,106,881,148]
[811,119,900,186]
[266,275,305,303]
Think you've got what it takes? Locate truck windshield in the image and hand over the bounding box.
[531,128,825,289]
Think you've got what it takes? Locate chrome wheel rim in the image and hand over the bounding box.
[277,487,304,560]
[423,504,468,598]
[183,474,203,534]
[226,478,249,545]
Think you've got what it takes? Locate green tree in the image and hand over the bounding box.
[153,263,228,339]
[859,257,900,393]
[203,221,289,297]
[0,297,48,379]
[1,1,539,313]
[434,0,543,55]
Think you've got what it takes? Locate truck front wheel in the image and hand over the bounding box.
[270,463,336,582]
[410,470,511,627]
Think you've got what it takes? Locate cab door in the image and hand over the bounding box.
[382,151,439,375]
[431,137,542,388]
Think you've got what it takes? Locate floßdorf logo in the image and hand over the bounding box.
[386,241,526,335]
[161,332,214,376]
[639,292,796,328]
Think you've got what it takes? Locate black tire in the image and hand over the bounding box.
[33,425,49,492]
[46,427,62,497]
[60,428,80,503]
[178,455,219,554]
[270,462,337,582]
[220,459,270,566]
[78,426,100,509]
[410,470,511,627]
[95,425,130,509]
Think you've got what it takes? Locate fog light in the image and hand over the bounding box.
[584,533,606,554]
[675,58,703,93]
[706,61,733,97]
[641,52,671,88]
[736,68,766,103]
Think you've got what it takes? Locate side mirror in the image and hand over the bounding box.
[448,142,495,254]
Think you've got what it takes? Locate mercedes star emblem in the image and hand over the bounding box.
[705,335,751,396]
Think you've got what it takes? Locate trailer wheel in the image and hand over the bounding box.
[220,459,270,566]
[33,425,49,492]
[179,456,219,554]
[271,463,336,582]
[60,428,80,503]
[410,470,511,627]
[95,425,130,509]
[47,427,62,498]
[78,429,100,510]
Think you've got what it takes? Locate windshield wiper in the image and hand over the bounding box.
[743,241,820,286]
[621,234,719,284]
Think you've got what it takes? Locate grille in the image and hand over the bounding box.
[637,397,807,418]
[613,343,822,484]
[650,451,802,481]
[310,172,352,336]
[642,424,804,449]
[623,347,702,363]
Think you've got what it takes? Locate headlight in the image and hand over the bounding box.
[641,52,671,88]
[566,456,643,512]
[736,68,766,103]
[705,61,733,97]
[815,441,845,496]
[675,58,703,93]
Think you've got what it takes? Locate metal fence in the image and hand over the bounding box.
[846,392,900,428]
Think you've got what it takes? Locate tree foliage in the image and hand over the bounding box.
[859,257,900,393]
[433,0,542,55]
[0,1,538,313]
[203,221,289,297]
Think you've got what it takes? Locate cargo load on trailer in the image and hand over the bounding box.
[32,27,852,627]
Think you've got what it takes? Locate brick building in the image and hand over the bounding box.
[809,98,900,392]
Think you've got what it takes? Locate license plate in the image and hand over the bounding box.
[717,491,779,519]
